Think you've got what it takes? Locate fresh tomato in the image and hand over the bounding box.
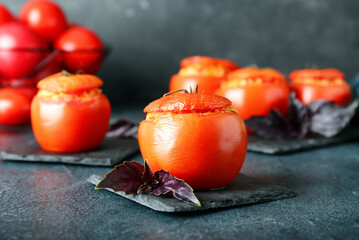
[54,26,104,74]
[169,56,239,94]
[0,4,14,26]
[19,0,67,43]
[216,68,290,122]
[289,68,352,106]
[138,91,247,190]
[0,88,31,125]
[17,87,38,100]
[0,50,62,88]
[31,72,111,153]
[0,22,47,79]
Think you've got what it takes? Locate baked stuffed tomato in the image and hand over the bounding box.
[31,71,111,153]
[169,56,239,94]
[289,68,352,106]
[138,90,247,190]
[216,68,290,121]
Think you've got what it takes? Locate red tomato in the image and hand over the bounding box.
[216,68,290,121]
[169,56,239,94]
[0,51,62,87]
[138,92,247,190]
[0,4,14,26]
[0,88,31,125]
[170,74,224,95]
[0,22,47,79]
[289,68,352,106]
[180,56,239,71]
[31,72,111,153]
[17,87,38,100]
[19,0,67,43]
[54,26,104,74]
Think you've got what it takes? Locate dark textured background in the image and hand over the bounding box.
[3,0,359,107]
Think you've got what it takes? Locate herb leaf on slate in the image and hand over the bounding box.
[309,100,358,137]
[152,170,201,206]
[95,161,201,206]
[286,94,311,138]
[95,161,145,194]
[244,110,290,139]
[245,95,358,139]
[106,119,138,139]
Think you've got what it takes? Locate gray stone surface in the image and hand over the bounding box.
[1,109,359,239]
[247,127,359,154]
[1,138,139,166]
[0,124,139,166]
[88,173,296,212]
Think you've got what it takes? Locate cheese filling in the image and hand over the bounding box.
[145,107,237,120]
[37,89,102,102]
[291,78,345,85]
[179,64,228,77]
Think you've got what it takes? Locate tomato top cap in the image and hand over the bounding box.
[37,72,103,93]
[180,56,239,71]
[144,92,232,113]
[289,68,345,81]
[227,68,286,82]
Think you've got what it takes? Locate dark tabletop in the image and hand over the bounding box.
[0,109,359,240]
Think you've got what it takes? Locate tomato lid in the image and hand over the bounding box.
[289,68,344,80]
[180,56,239,71]
[144,92,232,113]
[37,72,103,93]
[227,68,286,82]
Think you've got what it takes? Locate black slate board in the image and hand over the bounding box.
[247,126,359,154]
[0,138,139,166]
[88,173,296,212]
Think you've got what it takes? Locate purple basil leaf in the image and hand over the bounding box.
[245,110,290,139]
[106,119,138,139]
[95,161,145,194]
[308,100,359,137]
[142,160,154,182]
[151,170,201,207]
[287,94,311,138]
[137,161,157,194]
[96,161,201,206]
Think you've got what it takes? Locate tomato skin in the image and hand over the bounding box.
[180,56,238,71]
[0,52,62,87]
[31,94,111,153]
[216,68,290,121]
[0,4,14,26]
[16,87,38,100]
[289,68,344,80]
[138,111,247,190]
[216,83,290,120]
[289,69,352,106]
[0,22,47,79]
[228,68,286,83]
[144,92,231,113]
[54,26,104,74]
[0,88,31,126]
[169,74,224,94]
[19,0,67,43]
[170,56,239,94]
[290,82,352,106]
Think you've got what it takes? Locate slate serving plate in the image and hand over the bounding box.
[247,126,359,154]
[88,173,296,212]
[0,138,139,166]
